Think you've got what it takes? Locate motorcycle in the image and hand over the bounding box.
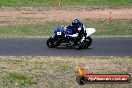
[46,26,96,49]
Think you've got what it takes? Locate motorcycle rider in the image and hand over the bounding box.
[66,18,86,46]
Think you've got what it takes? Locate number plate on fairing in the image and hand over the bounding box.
[57,32,62,35]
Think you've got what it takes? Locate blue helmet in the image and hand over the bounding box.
[72,18,80,26]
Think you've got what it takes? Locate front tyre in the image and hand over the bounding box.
[46,37,57,48]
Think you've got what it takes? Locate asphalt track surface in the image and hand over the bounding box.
[0,37,132,56]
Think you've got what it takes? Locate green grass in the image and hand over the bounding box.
[0,0,132,7]
[0,19,131,37]
[3,72,36,87]
[86,19,132,36]
[0,56,132,88]
[0,22,63,37]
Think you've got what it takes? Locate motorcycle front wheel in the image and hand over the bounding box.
[46,37,57,48]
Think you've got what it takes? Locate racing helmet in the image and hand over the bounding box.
[72,18,80,26]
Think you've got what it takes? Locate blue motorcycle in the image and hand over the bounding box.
[46,26,96,49]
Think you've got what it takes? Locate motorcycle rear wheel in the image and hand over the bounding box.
[84,36,92,48]
[78,36,92,49]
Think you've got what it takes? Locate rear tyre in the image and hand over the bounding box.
[77,36,92,49]
[84,36,92,49]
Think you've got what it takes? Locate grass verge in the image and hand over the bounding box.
[0,0,132,7]
[0,19,132,37]
[0,56,132,88]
